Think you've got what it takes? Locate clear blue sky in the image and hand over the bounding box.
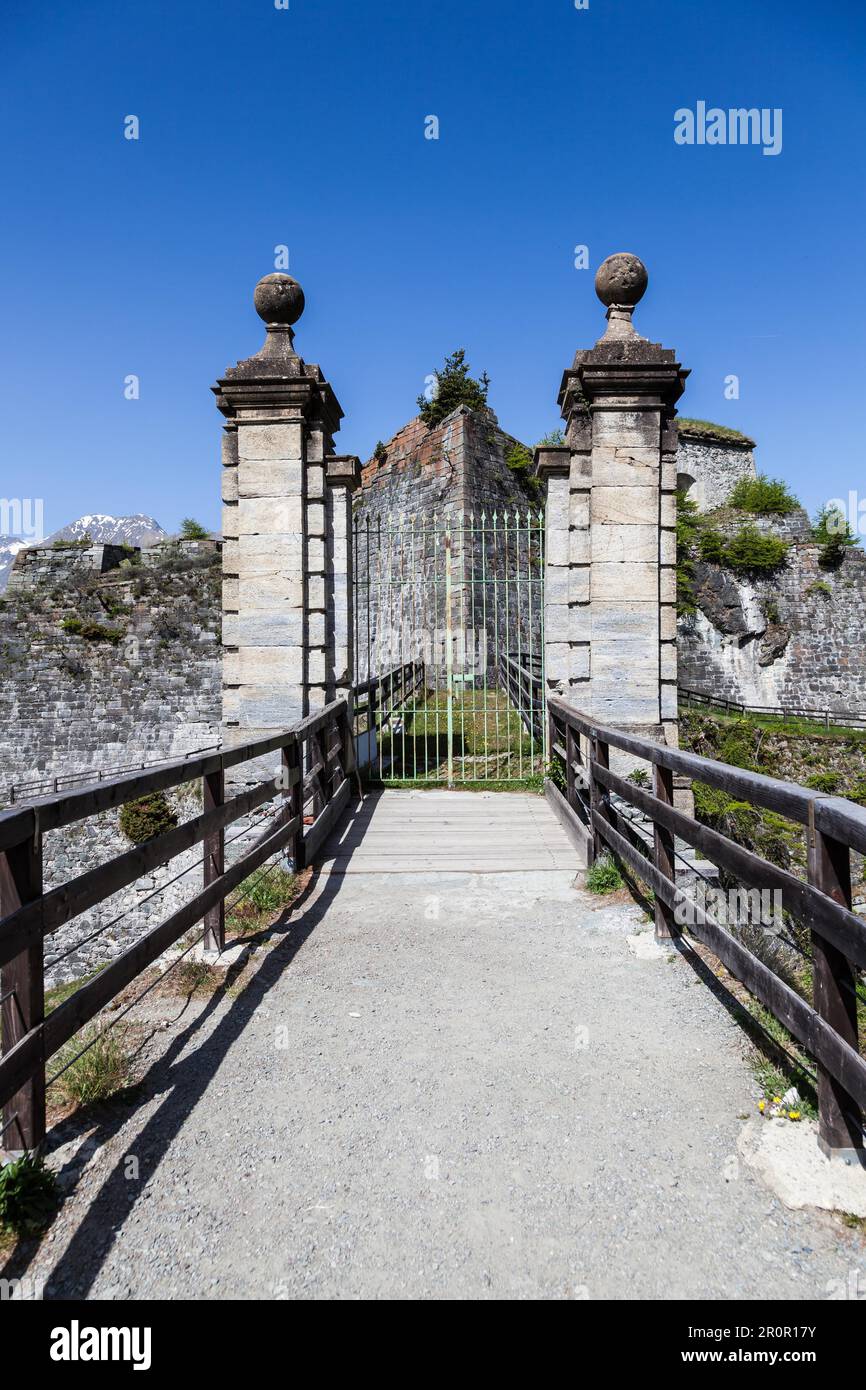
[1,0,864,535]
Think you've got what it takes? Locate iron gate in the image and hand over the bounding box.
[352,509,545,786]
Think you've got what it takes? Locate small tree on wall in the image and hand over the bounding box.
[417,349,490,428]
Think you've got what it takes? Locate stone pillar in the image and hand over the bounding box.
[537,253,688,750]
[326,455,361,705]
[213,274,346,776]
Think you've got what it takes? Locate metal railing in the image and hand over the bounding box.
[2,744,222,806]
[679,687,866,732]
[547,695,866,1158]
[0,698,356,1152]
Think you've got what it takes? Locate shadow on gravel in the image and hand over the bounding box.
[0,858,353,1299]
[669,931,819,1110]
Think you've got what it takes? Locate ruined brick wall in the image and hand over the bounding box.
[355,406,542,684]
[0,543,221,797]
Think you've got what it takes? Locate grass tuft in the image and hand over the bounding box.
[585,854,624,895]
[52,1023,132,1108]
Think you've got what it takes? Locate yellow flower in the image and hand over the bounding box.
[773,1097,782,1104]
[758,1100,765,1112]
[788,1110,801,1121]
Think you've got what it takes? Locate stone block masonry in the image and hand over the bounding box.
[215,274,359,784]
[537,253,687,751]
[0,542,222,986]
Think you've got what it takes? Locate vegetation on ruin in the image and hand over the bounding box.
[805,578,833,599]
[505,441,543,500]
[675,488,701,615]
[713,523,790,573]
[60,616,124,643]
[119,791,178,843]
[812,503,857,569]
[417,348,490,427]
[727,472,800,515]
[536,428,565,447]
[51,534,92,550]
[676,418,754,446]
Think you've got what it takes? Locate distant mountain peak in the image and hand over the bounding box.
[43,514,167,548]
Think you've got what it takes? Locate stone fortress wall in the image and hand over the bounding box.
[0,539,222,986]
[354,404,542,685]
[665,421,866,715]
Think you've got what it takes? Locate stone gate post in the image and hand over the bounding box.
[536,253,689,753]
[214,274,356,776]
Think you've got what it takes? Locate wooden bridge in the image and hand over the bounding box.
[2,686,866,1296]
[2,689,865,1166]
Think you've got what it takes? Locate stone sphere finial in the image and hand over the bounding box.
[594,253,648,309]
[253,272,305,327]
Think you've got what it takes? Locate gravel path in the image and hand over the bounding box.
[10,800,866,1300]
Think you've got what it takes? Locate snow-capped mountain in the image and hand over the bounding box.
[0,536,26,592]
[43,514,168,548]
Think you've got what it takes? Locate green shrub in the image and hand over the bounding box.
[0,1153,58,1237]
[60,617,124,643]
[628,768,650,787]
[676,489,700,615]
[119,792,178,844]
[586,854,624,894]
[697,527,727,564]
[722,525,789,574]
[536,428,565,447]
[805,579,832,598]
[417,348,490,427]
[728,473,799,515]
[180,518,209,540]
[812,505,856,570]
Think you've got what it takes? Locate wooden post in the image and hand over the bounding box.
[282,739,303,871]
[652,763,678,940]
[808,808,863,1156]
[0,827,45,1152]
[565,723,577,810]
[202,768,225,956]
[590,734,610,863]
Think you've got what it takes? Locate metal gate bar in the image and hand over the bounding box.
[353,509,546,786]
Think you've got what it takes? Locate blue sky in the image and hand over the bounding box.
[1,0,864,535]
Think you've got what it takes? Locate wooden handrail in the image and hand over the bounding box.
[546,694,866,1157]
[0,697,357,1152]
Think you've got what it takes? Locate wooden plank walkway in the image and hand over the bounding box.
[321,789,577,874]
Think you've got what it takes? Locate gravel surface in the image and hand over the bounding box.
[12,865,866,1301]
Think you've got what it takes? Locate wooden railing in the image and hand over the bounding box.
[352,660,425,767]
[0,697,356,1154]
[499,652,543,740]
[680,686,866,733]
[547,694,866,1157]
